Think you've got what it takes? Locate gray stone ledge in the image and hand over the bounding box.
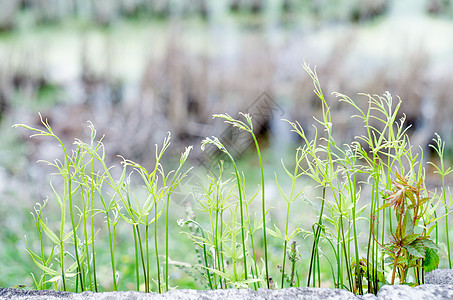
[426,269,453,285]
[2,285,453,300]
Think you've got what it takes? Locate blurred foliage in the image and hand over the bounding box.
[0,0,391,31]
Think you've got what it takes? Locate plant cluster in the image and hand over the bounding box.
[14,64,451,295]
[14,119,191,292]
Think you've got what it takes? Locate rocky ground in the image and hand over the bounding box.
[1,269,453,300]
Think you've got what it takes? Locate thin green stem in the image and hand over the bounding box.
[146,222,150,292]
[307,185,326,287]
[133,224,140,291]
[214,183,222,288]
[244,191,259,289]
[250,135,269,288]
[81,186,90,290]
[89,167,98,292]
[281,160,299,289]
[339,210,353,291]
[59,200,66,291]
[107,211,118,291]
[154,194,161,293]
[281,240,288,288]
[442,176,451,268]
[225,152,248,281]
[165,196,170,292]
[136,225,148,293]
[62,146,84,292]
[347,169,361,295]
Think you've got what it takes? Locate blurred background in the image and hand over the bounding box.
[1,0,453,288]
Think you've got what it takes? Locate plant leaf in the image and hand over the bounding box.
[39,220,61,245]
[424,248,439,272]
[268,224,283,240]
[405,240,425,258]
[402,233,419,247]
[419,238,440,251]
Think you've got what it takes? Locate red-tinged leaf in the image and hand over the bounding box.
[419,197,430,206]
[396,172,405,182]
[405,191,416,206]
[405,241,424,258]
[402,233,419,246]
[419,238,440,251]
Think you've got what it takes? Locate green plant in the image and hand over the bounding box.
[212,113,270,288]
[15,115,87,291]
[271,147,305,288]
[26,200,54,290]
[14,117,192,292]
[380,173,439,285]
[14,63,452,295]
[280,63,444,294]
[200,137,256,287]
[429,133,453,268]
[122,137,192,292]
